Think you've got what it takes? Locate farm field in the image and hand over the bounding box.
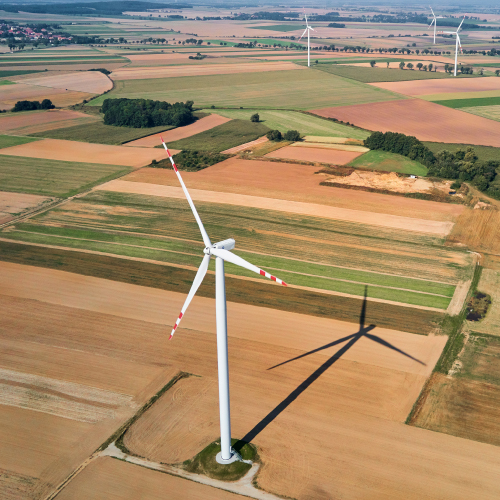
[348,150,428,176]
[265,144,363,164]
[87,69,403,110]
[110,61,306,80]
[167,119,269,152]
[0,191,54,224]
[0,138,169,167]
[0,155,130,197]
[4,262,497,500]
[30,121,176,146]
[0,109,99,135]
[431,96,500,109]
[202,108,370,139]
[312,100,500,147]
[460,105,500,122]
[0,134,39,149]
[122,159,463,222]
[424,142,500,163]
[370,76,500,96]
[313,64,455,83]
[127,114,231,147]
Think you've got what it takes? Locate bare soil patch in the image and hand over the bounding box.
[112,61,305,80]
[0,191,54,224]
[371,77,500,96]
[125,114,231,147]
[19,71,112,94]
[313,99,500,147]
[0,109,98,135]
[57,457,242,500]
[265,145,363,164]
[122,158,463,222]
[0,139,169,167]
[96,179,454,236]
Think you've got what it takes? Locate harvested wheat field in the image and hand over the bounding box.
[0,83,95,110]
[0,109,98,135]
[112,61,305,80]
[466,269,500,336]
[265,145,363,164]
[371,77,500,97]
[57,457,242,500]
[122,158,463,222]
[0,138,169,167]
[222,135,267,154]
[125,114,231,147]
[5,263,497,500]
[17,70,113,94]
[96,179,453,236]
[313,100,500,147]
[0,191,55,224]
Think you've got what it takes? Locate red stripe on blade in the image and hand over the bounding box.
[173,324,177,330]
[179,312,183,319]
[271,276,277,282]
[260,270,265,276]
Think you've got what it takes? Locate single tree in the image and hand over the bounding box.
[428,63,433,72]
[407,62,414,70]
[386,62,390,68]
[284,130,301,141]
[496,69,500,76]
[266,130,282,142]
[250,113,259,123]
[417,62,423,71]
[399,61,405,70]
[370,60,376,67]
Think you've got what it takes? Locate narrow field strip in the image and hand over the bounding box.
[95,180,454,236]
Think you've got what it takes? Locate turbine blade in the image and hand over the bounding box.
[169,254,210,340]
[430,6,435,18]
[160,137,211,248]
[428,19,435,28]
[299,28,308,40]
[210,248,287,286]
[458,15,465,31]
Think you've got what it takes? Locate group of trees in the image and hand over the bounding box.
[102,98,194,128]
[12,99,54,112]
[364,131,500,198]
[266,129,301,142]
[397,61,436,71]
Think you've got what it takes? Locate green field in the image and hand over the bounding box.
[0,155,130,197]
[0,70,41,78]
[460,105,500,123]
[30,121,174,145]
[313,64,462,83]
[424,142,500,163]
[167,119,269,152]
[0,80,14,86]
[249,25,303,32]
[87,69,403,110]
[348,150,428,176]
[0,189,475,311]
[432,96,500,108]
[0,135,39,149]
[202,109,369,139]
[0,55,127,62]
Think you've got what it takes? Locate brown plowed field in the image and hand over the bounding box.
[313,100,500,147]
[0,191,53,224]
[6,263,497,500]
[0,83,95,110]
[0,138,168,167]
[57,457,242,500]
[96,179,453,236]
[0,109,98,135]
[265,145,363,164]
[122,158,463,222]
[20,71,112,94]
[371,76,500,96]
[125,114,231,147]
[112,61,305,80]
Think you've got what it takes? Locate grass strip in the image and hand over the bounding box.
[432,96,500,109]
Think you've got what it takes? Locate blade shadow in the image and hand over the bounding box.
[233,286,425,452]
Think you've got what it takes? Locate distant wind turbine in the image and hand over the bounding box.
[160,136,288,464]
[299,13,316,67]
[428,6,444,44]
[439,16,465,77]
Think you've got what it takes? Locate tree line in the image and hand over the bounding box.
[12,99,55,112]
[364,131,500,199]
[102,98,195,128]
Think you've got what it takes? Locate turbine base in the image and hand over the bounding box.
[216,450,240,465]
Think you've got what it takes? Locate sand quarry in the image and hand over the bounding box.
[0,138,168,167]
[313,100,500,147]
[1,262,499,500]
[125,114,231,147]
[121,158,463,222]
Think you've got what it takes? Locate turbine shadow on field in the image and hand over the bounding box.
[233,286,425,452]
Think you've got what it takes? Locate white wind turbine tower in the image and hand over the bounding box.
[428,6,444,44]
[299,13,316,67]
[160,136,288,464]
[439,16,465,77]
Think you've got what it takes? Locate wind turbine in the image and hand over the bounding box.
[428,6,444,44]
[439,16,465,77]
[160,136,288,464]
[299,13,316,67]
